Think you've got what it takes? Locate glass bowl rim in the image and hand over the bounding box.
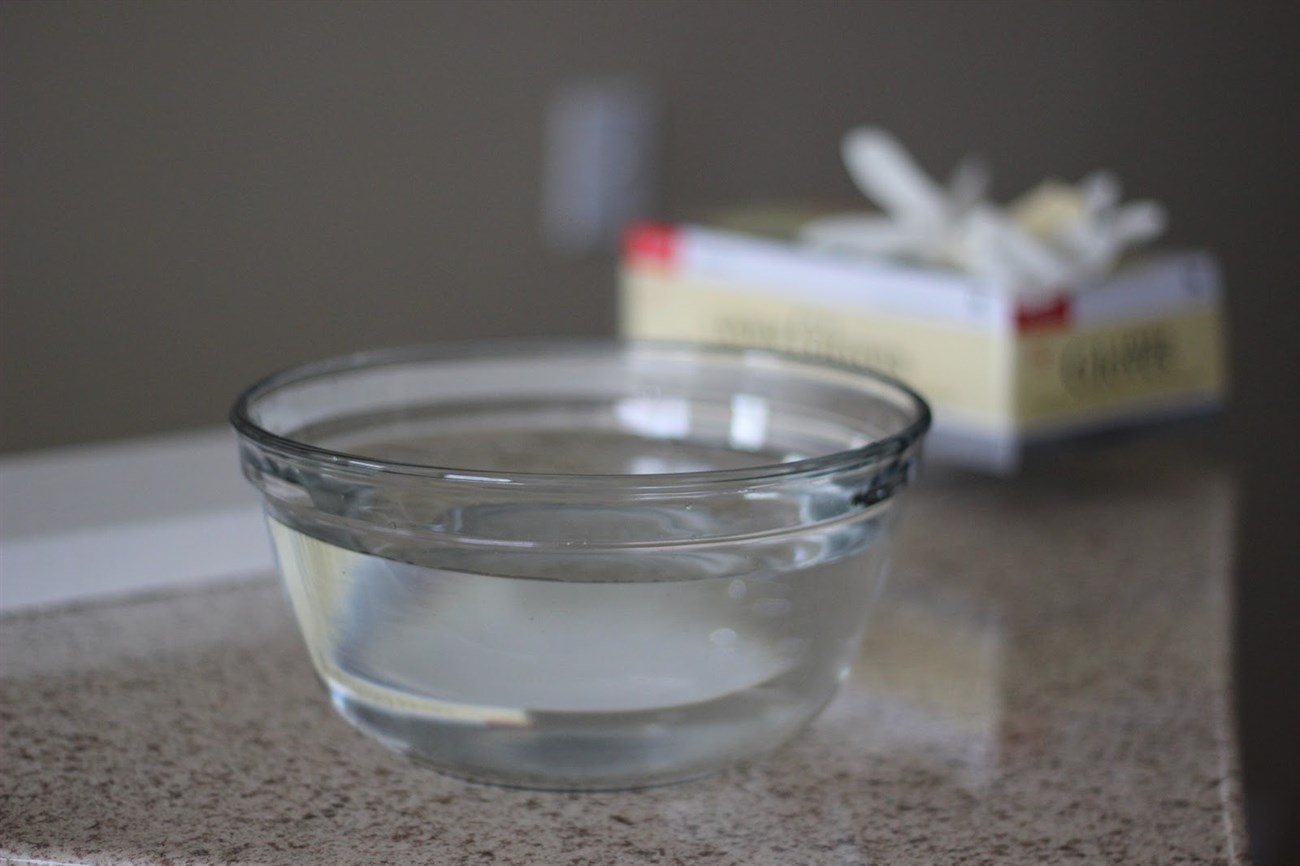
[230,338,931,489]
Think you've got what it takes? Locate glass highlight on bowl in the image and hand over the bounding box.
[231,340,930,790]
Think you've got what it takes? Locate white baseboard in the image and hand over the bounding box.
[0,427,275,613]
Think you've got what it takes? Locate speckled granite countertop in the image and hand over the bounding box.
[1,436,1246,865]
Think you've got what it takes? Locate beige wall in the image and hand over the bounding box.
[3,0,1294,453]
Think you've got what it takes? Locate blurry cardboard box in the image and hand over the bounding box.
[619,220,1226,472]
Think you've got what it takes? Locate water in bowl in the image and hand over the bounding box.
[267,430,890,789]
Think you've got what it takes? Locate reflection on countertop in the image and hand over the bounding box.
[0,433,1245,865]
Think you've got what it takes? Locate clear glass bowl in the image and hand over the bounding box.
[232,340,930,790]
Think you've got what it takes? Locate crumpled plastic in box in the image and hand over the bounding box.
[800,127,1167,299]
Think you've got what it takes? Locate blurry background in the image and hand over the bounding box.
[2,0,1296,860]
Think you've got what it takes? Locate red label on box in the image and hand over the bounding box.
[1015,296,1072,332]
[623,222,680,268]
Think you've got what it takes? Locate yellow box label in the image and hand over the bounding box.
[621,268,1013,428]
[1014,309,1226,427]
[622,264,1226,436]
